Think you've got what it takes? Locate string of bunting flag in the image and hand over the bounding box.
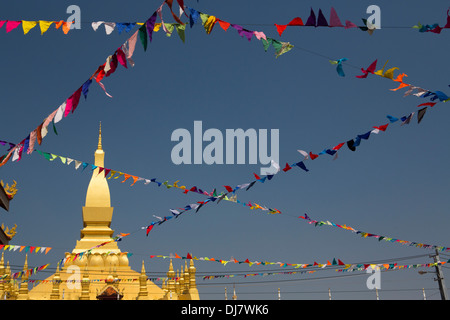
[1,7,449,36]
[150,252,348,268]
[147,252,450,281]
[274,7,450,36]
[0,244,51,255]
[298,213,450,252]
[201,260,449,281]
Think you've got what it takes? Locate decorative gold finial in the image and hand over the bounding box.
[98,122,102,150]
[1,180,18,200]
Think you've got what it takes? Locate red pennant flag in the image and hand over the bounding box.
[253,173,261,180]
[186,253,193,259]
[150,255,156,258]
[309,152,319,160]
[332,142,345,150]
[282,163,292,172]
[356,59,378,78]
[104,168,111,177]
[217,19,230,31]
[274,24,287,36]
[338,259,345,266]
[288,17,304,26]
[224,185,233,192]
[417,102,437,108]
[146,225,154,236]
[373,123,389,131]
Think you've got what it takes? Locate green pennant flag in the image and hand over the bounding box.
[275,42,294,58]
[332,258,337,265]
[139,24,148,51]
[262,38,273,52]
[175,23,186,43]
[36,149,51,161]
[164,23,175,37]
[52,119,58,135]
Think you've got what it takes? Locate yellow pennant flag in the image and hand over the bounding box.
[39,21,53,35]
[22,21,38,35]
[204,15,216,34]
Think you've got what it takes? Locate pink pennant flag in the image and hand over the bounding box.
[329,7,344,27]
[6,21,21,33]
[64,87,82,117]
[344,20,357,29]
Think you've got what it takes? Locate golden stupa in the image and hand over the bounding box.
[19,124,200,300]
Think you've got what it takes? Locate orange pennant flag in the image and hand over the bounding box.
[121,174,132,183]
[130,175,140,186]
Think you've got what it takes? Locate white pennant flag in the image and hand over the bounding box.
[91,21,104,31]
[297,149,309,160]
[74,160,82,170]
[104,22,116,35]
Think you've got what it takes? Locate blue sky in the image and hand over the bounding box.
[0,0,449,300]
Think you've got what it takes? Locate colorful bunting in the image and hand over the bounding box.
[299,214,450,252]
[0,244,51,254]
[150,252,346,269]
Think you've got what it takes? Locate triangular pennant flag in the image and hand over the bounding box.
[329,7,344,27]
[356,59,378,78]
[22,21,38,35]
[274,24,287,36]
[317,9,328,27]
[305,8,316,26]
[217,19,230,31]
[344,20,358,29]
[275,41,294,58]
[139,24,148,51]
[6,21,22,33]
[417,107,427,124]
[288,17,304,26]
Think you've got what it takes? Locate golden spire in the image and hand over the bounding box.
[84,124,110,207]
[17,255,29,300]
[137,260,149,300]
[98,122,102,151]
[50,264,60,300]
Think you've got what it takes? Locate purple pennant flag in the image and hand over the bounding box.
[146,11,158,42]
[238,28,254,41]
[231,24,253,41]
[305,8,316,26]
[317,9,328,27]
